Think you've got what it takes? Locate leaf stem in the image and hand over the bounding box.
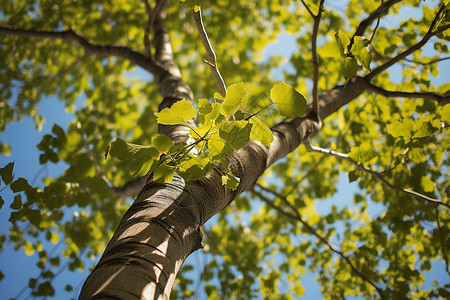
[193,5,227,97]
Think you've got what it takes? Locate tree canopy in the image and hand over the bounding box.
[0,0,449,299]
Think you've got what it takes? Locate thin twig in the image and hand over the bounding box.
[368,0,383,44]
[251,187,386,299]
[350,0,401,49]
[311,0,325,118]
[404,56,450,66]
[300,0,315,18]
[365,80,450,104]
[366,5,450,81]
[304,143,450,209]
[193,5,227,97]
[435,206,450,279]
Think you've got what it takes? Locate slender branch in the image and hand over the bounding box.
[0,24,167,77]
[435,206,450,279]
[370,45,450,66]
[366,5,450,81]
[251,187,386,300]
[352,0,401,40]
[303,143,450,209]
[300,0,315,18]
[193,6,227,97]
[365,81,450,104]
[368,0,383,44]
[311,0,325,118]
[404,56,450,66]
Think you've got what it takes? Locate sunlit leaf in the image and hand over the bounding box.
[221,174,240,190]
[318,41,341,58]
[151,134,173,154]
[219,120,252,150]
[153,165,174,183]
[270,82,306,118]
[343,57,358,78]
[249,116,273,147]
[219,82,248,118]
[155,99,198,125]
[421,176,435,192]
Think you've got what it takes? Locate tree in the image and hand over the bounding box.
[0,0,449,299]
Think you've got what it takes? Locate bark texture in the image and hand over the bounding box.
[79,1,365,298]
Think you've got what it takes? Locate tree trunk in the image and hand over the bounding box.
[79,75,366,299]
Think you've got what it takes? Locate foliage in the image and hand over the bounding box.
[0,0,450,299]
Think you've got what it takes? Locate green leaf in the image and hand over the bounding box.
[335,30,350,54]
[413,117,441,138]
[207,133,233,159]
[153,165,174,183]
[190,121,214,139]
[50,232,59,244]
[343,57,358,78]
[200,102,220,125]
[219,82,248,118]
[151,134,173,154]
[219,120,252,150]
[270,82,307,118]
[221,174,240,190]
[441,104,450,122]
[155,99,198,125]
[348,169,359,182]
[178,165,208,181]
[109,138,160,175]
[421,176,435,192]
[387,119,414,141]
[10,194,22,210]
[249,117,273,147]
[351,36,371,70]
[198,98,212,115]
[178,157,213,181]
[0,162,14,185]
[214,92,224,100]
[179,156,210,172]
[318,41,342,58]
[10,178,32,193]
[24,241,34,256]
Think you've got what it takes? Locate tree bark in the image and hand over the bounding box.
[79,73,366,299]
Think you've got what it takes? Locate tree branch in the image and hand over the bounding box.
[251,186,386,300]
[366,5,450,81]
[0,24,167,77]
[143,0,167,59]
[193,5,227,97]
[365,80,450,104]
[311,0,325,119]
[303,143,450,209]
[435,206,450,279]
[352,0,401,40]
